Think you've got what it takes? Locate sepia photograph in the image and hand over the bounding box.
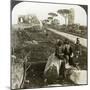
[11,0,88,89]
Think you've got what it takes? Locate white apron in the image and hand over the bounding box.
[44,53,62,76]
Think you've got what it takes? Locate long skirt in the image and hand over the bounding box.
[44,53,63,83]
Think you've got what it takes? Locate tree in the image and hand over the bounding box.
[48,12,58,25]
[57,9,70,26]
[48,17,53,20]
[48,12,58,17]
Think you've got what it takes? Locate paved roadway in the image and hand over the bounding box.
[47,28,87,47]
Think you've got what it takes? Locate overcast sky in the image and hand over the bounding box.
[12,2,87,26]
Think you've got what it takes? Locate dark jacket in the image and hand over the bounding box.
[55,45,64,59]
[63,44,73,56]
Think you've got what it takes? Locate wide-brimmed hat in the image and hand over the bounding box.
[57,40,62,46]
[64,39,69,44]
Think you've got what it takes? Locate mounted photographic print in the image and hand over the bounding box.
[11,0,88,89]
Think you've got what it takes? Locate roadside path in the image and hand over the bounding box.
[47,28,87,47]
